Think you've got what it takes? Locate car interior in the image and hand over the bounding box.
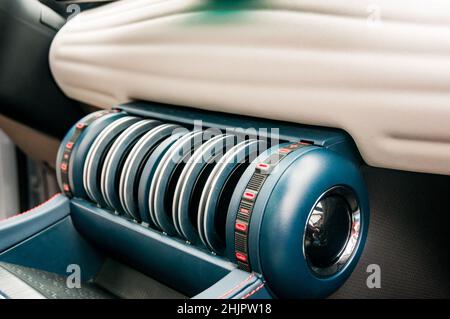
[0,0,450,300]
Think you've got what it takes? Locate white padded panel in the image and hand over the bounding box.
[50,0,450,175]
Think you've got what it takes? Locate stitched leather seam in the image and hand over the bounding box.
[0,193,61,223]
[218,273,255,299]
[241,281,266,299]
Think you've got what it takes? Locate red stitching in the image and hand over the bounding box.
[218,273,255,299]
[0,193,62,223]
[241,281,266,299]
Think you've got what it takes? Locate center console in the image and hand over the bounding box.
[0,102,369,299]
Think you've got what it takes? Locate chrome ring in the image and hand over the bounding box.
[101,119,159,211]
[119,123,180,219]
[199,139,261,252]
[148,130,203,231]
[303,186,361,277]
[83,116,138,203]
[173,134,235,242]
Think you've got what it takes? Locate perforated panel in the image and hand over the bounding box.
[332,166,450,299]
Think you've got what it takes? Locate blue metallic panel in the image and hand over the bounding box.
[70,199,236,297]
[0,217,105,281]
[0,194,70,253]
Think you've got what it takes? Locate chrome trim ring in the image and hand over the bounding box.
[199,139,262,253]
[148,130,203,233]
[119,123,181,220]
[303,186,361,277]
[100,119,160,212]
[173,134,236,243]
[83,116,139,206]
[137,131,188,226]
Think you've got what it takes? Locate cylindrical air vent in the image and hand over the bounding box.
[56,108,369,299]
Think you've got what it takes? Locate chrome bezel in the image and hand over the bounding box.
[83,116,137,202]
[302,186,361,277]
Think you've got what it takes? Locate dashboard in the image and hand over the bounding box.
[49,0,450,176]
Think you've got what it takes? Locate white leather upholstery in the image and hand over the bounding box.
[50,0,450,175]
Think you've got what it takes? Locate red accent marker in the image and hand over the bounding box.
[256,162,272,174]
[63,184,70,192]
[66,142,74,149]
[235,252,248,263]
[256,163,269,169]
[239,208,250,215]
[235,222,248,232]
[243,191,256,201]
[60,163,68,172]
[278,148,291,154]
[76,123,86,129]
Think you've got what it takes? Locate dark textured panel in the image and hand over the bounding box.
[0,262,113,299]
[95,259,186,299]
[332,166,450,299]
